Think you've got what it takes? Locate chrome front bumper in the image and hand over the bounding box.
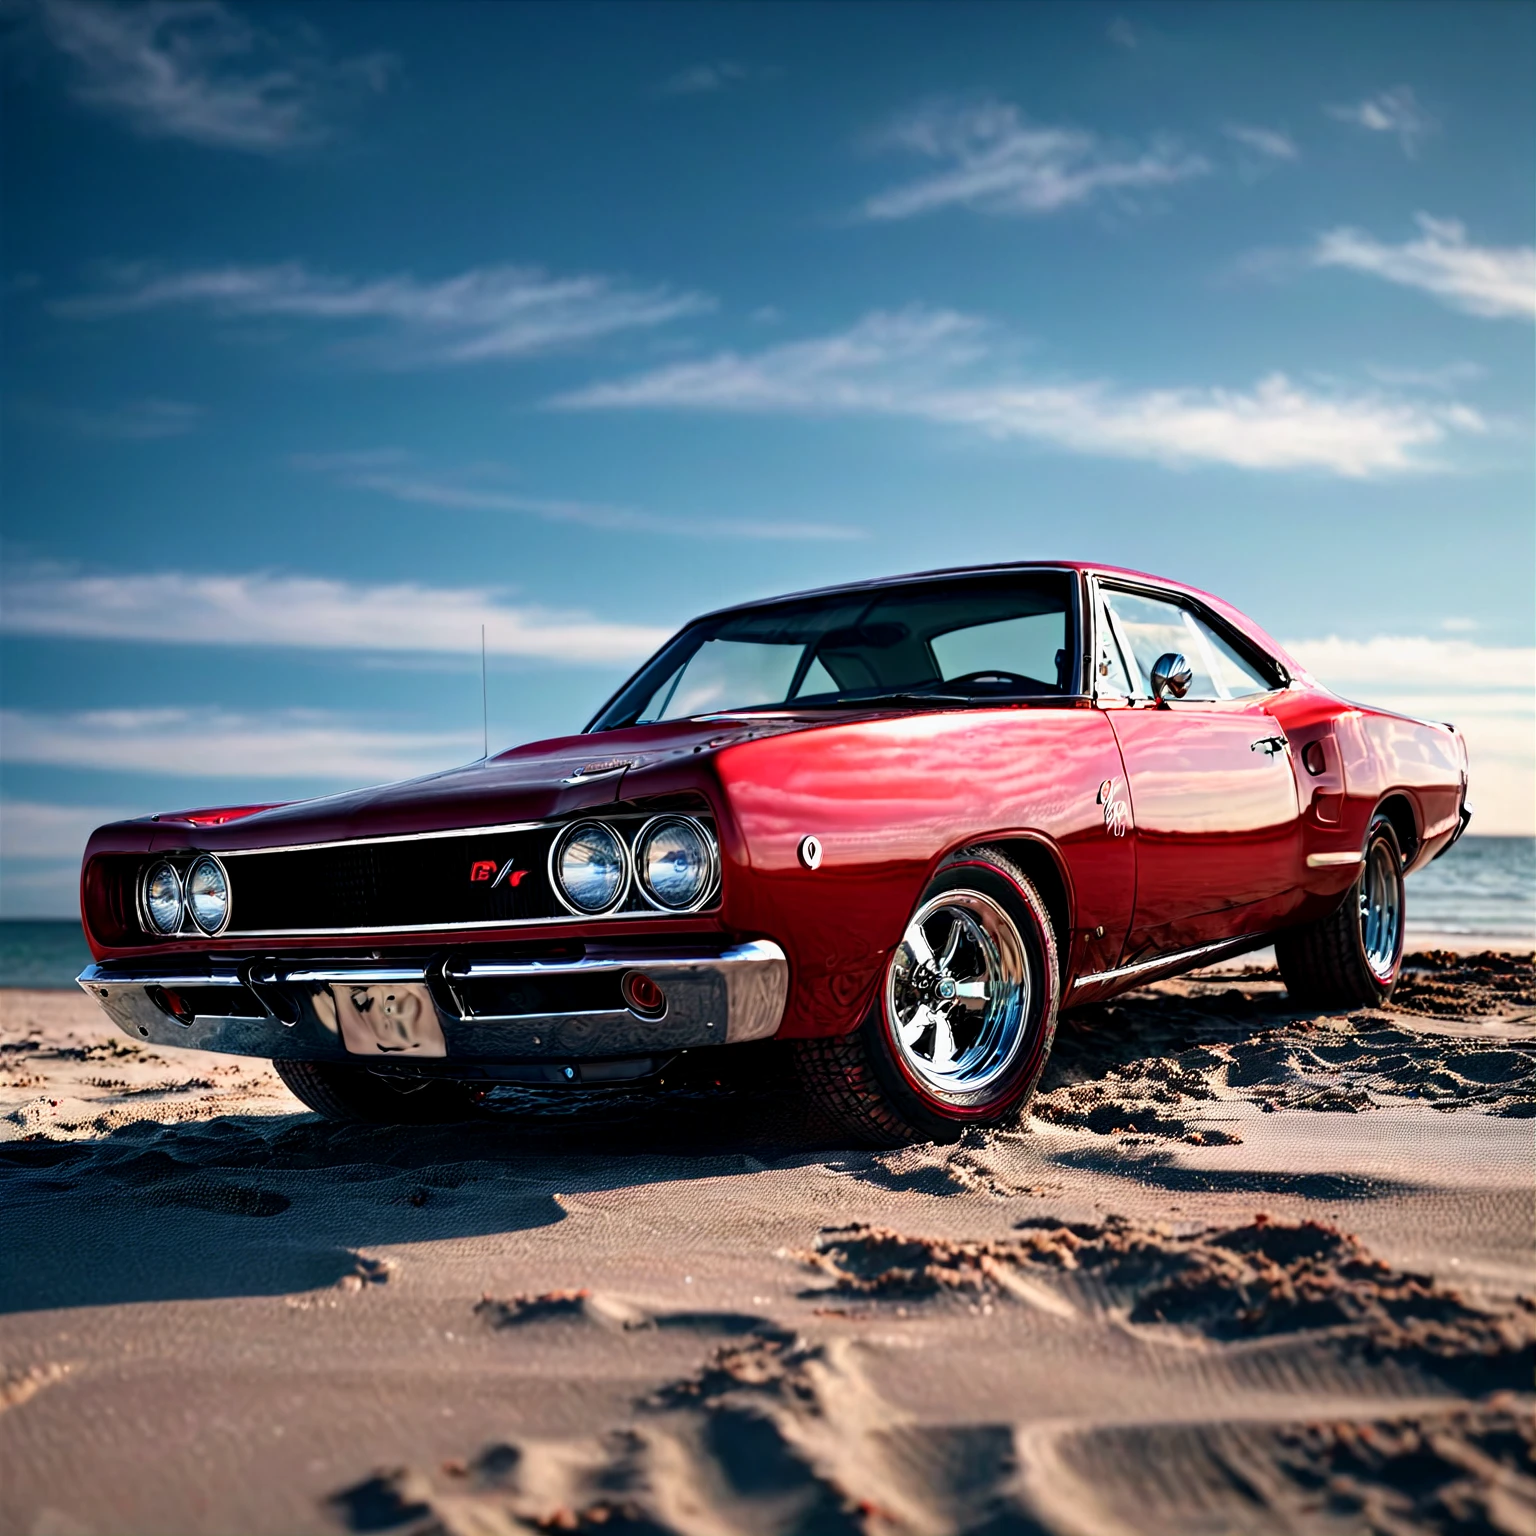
[78,941,789,1074]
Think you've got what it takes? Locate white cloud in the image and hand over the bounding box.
[54,261,713,364]
[555,306,1488,477]
[1314,216,1535,322]
[1365,361,1486,392]
[1326,87,1435,155]
[1286,635,1534,693]
[33,0,393,152]
[0,709,474,781]
[19,396,202,440]
[1223,123,1298,161]
[657,60,749,96]
[0,800,142,860]
[0,567,672,663]
[1284,635,1535,835]
[860,100,1209,220]
[301,456,863,542]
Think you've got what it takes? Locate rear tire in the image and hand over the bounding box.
[793,847,1059,1147]
[1276,813,1405,1009]
[273,1059,478,1124]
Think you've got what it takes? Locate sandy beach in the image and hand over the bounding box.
[1,952,1531,1536]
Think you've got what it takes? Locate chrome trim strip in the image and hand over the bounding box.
[444,942,775,981]
[220,819,545,859]
[253,965,428,985]
[1307,851,1364,868]
[220,910,716,938]
[1071,935,1264,990]
[80,965,249,989]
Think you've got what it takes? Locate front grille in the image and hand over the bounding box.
[219,813,714,935]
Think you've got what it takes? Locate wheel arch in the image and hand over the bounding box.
[949,833,1073,965]
[1374,793,1419,866]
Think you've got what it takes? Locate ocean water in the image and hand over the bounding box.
[2,836,1530,989]
[1402,835,1535,941]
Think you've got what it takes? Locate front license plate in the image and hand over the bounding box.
[332,983,447,1057]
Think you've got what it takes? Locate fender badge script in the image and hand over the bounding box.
[1097,778,1130,838]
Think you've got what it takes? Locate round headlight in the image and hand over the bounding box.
[637,817,716,911]
[185,855,230,934]
[142,861,184,935]
[552,821,628,914]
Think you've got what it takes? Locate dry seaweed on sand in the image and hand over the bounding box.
[1034,953,1536,1138]
[1275,1401,1536,1536]
[1392,951,1536,1020]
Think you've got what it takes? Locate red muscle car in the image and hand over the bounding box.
[78,563,1470,1145]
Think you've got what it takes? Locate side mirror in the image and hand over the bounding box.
[1150,652,1193,705]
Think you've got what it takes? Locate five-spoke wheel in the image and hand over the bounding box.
[886,891,1030,1096]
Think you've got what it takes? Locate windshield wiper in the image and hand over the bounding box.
[791,691,983,709]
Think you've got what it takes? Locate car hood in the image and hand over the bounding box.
[145,714,836,852]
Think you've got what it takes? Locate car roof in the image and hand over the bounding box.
[691,561,1303,680]
[695,561,1153,618]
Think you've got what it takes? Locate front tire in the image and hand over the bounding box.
[793,848,1059,1147]
[273,1059,478,1124]
[1276,813,1405,1009]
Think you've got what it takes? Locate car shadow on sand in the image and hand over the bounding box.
[0,1052,837,1314]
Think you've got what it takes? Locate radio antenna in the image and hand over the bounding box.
[480,623,489,760]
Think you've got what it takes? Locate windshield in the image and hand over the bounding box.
[589,572,1077,730]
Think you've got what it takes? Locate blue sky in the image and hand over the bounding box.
[2,0,1532,915]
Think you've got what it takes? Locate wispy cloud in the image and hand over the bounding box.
[1106,17,1138,49]
[0,708,474,781]
[0,567,672,663]
[15,396,202,440]
[298,454,865,542]
[1313,216,1535,322]
[1325,87,1435,156]
[1284,634,1535,835]
[0,799,142,860]
[859,100,1209,220]
[657,60,748,96]
[555,306,1487,477]
[32,0,393,152]
[1364,361,1485,392]
[1223,123,1298,161]
[53,261,714,364]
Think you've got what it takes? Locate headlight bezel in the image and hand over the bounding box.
[139,860,185,936]
[548,819,632,916]
[184,853,232,936]
[634,814,720,913]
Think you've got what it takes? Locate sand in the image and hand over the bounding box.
[0,953,1532,1536]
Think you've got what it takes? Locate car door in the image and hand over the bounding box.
[1094,582,1302,960]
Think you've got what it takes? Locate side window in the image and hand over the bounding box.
[1101,589,1277,702]
[1102,589,1220,700]
[1187,613,1274,698]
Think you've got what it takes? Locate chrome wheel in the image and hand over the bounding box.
[1359,837,1402,982]
[885,889,1030,1095]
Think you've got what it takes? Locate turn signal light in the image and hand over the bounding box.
[621,971,667,1018]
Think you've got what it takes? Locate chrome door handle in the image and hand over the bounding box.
[1250,736,1287,757]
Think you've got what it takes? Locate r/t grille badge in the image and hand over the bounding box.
[470,859,526,888]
